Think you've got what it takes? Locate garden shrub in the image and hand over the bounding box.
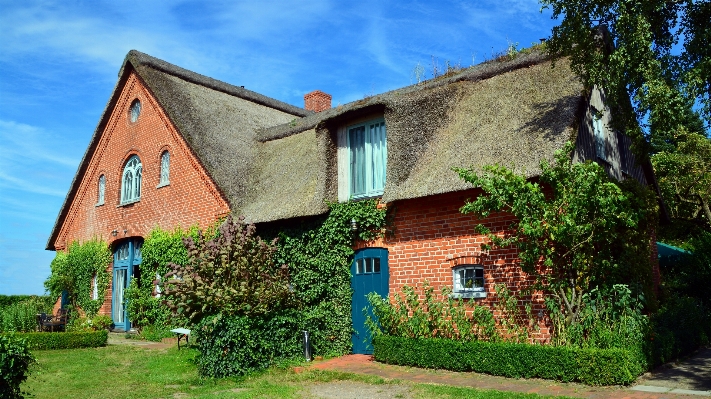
[3,330,108,350]
[0,334,35,399]
[194,311,301,377]
[649,296,710,366]
[66,314,112,332]
[0,295,51,309]
[0,296,54,333]
[366,282,537,343]
[373,335,644,385]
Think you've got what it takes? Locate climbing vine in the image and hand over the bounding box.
[270,199,388,356]
[125,199,388,355]
[45,239,111,317]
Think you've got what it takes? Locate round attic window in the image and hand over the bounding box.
[129,99,141,123]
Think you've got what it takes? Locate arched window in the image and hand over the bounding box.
[120,155,142,204]
[159,151,170,186]
[129,99,141,123]
[97,175,105,206]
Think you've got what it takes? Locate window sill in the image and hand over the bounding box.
[156,182,170,189]
[95,202,104,207]
[450,291,487,299]
[350,192,384,201]
[117,199,140,207]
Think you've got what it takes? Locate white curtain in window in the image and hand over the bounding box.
[113,270,126,323]
[98,175,105,205]
[92,274,98,300]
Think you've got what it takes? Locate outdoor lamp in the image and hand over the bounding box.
[350,218,358,231]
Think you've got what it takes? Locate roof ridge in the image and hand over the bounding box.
[256,49,551,142]
[123,50,312,117]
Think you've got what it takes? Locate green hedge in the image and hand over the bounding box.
[194,311,302,377]
[1,330,108,350]
[373,335,645,385]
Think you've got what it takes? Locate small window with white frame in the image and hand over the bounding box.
[158,151,170,187]
[451,265,486,299]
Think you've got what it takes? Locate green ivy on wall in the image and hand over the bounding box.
[271,199,388,356]
[126,199,388,355]
[45,239,111,317]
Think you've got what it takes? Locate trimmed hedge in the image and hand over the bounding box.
[194,311,302,377]
[1,330,108,350]
[373,335,645,385]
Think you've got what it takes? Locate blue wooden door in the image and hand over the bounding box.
[351,248,389,354]
[112,239,142,331]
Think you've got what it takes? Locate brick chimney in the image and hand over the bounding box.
[304,90,332,113]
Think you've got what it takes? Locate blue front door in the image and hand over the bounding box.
[112,239,142,331]
[351,248,389,354]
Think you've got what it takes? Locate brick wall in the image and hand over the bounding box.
[356,189,551,342]
[51,71,231,316]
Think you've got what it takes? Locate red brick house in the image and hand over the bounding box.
[47,50,654,350]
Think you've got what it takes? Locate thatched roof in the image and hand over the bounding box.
[251,51,583,220]
[48,48,587,248]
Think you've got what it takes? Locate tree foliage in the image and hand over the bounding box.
[44,239,111,317]
[162,216,293,323]
[541,0,710,157]
[652,128,711,228]
[455,143,657,328]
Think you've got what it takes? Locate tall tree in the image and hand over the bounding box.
[540,0,710,158]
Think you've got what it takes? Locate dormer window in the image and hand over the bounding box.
[338,118,386,200]
[120,155,142,204]
[129,99,141,123]
[158,151,170,187]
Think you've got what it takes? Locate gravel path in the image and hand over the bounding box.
[309,380,413,399]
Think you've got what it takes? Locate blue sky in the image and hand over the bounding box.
[0,0,558,295]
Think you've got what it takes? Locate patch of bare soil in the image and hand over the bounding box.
[309,380,413,399]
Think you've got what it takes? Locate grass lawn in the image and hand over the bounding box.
[22,344,572,399]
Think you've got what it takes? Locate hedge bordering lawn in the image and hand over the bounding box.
[373,335,645,385]
[1,330,108,350]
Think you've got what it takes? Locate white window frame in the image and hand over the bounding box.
[451,264,487,299]
[129,99,141,123]
[158,151,170,188]
[120,155,142,205]
[337,118,387,201]
[96,175,105,206]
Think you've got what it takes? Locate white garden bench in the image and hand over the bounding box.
[170,328,191,349]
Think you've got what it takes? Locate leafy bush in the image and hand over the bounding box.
[45,239,111,317]
[547,284,649,354]
[366,282,499,342]
[0,335,35,399]
[373,335,644,385]
[139,324,174,342]
[66,314,112,332]
[0,295,51,309]
[3,330,108,350]
[194,311,301,377]
[125,226,201,331]
[163,216,293,322]
[0,297,54,333]
[366,282,539,344]
[649,296,710,366]
[455,142,658,331]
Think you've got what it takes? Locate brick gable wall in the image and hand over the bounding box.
[52,71,231,315]
[355,189,551,342]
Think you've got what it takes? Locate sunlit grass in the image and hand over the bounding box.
[23,344,572,398]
